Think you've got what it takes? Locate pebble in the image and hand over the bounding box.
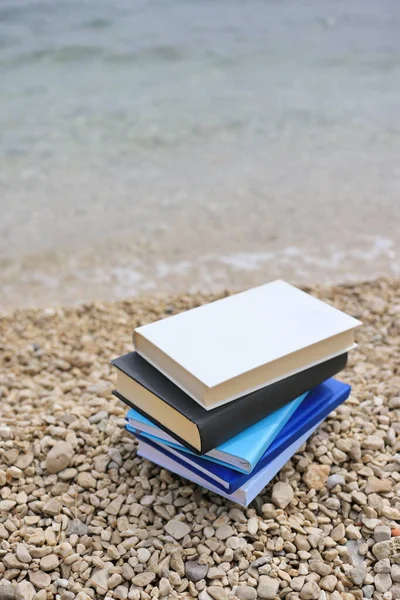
[66,519,88,536]
[271,481,294,508]
[300,581,321,599]
[57,542,73,559]
[104,495,124,516]
[131,573,156,587]
[77,471,96,489]
[0,500,16,511]
[159,578,171,596]
[0,280,398,600]
[257,576,279,599]
[140,494,154,506]
[108,574,122,589]
[91,562,113,593]
[16,544,32,563]
[346,524,361,540]
[89,410,108,423]
[208,566,225,579]
[320,575,337,591]
[43,497,62,516]
[235,586,257,600]
[392,529,400,537]
[382,506,400,519]
[375,559,391,574]
[309,560,332,576]
[16,581,36,600]
[331,523,345,542]
[0,587,16,600]
[45,441,74,474]
[349,566,367,585]
[215,525,234,540]
[391,586,400,599]
[363,435,384,450]
[165,519,191,540]
[393,565,400,582]
[375,525,392,543]
[303,464,330,490]
[363,585,375,599]
[291,576,306,591]
[251,557,271,568]
[247,517,258,535]
[40,554,60,571]
[295,534,311,551]
[365,476,393,494]
[29,571,51,590]
[374,573,392,593]
[137,548,151,563]
[170,551,184,575]
[207,587,227,600]
[373,541,391,561]
[185,561,209,582]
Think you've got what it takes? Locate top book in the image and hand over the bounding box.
[133,280,361,410]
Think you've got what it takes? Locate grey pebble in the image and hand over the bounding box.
[347,540,365,566]
[349,566,367,585]
[362,585,375,599]
[66,519,88,536]
[374,573,392,593]
[374,525,392,543]
[374,558,391,574]
[250,556,271,569]
[0,585,16,600]
[89,410,108,423]
[327,474,345,489]
[185,561,209,583]
[392,564,400,582]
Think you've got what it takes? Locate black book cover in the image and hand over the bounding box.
[112,351,348,454]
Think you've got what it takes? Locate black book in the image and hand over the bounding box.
[111,351,348,454]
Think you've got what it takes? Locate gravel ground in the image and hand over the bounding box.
[0,278,399,600]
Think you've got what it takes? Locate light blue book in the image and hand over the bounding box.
[125,392,307,473]
[133,379,351,494]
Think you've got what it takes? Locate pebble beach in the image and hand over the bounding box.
[0,277,399,600]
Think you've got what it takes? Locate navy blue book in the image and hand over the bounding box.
[125,391,307,474]
[130,379,351,494]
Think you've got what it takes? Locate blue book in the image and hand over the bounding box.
[137,419,323,507]
[129,379,351,494]
[125,392,307,474]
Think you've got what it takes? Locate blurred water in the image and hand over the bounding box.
[0,0,399,308]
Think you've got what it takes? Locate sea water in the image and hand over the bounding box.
[0,0,399,308]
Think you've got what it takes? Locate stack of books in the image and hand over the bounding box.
[111,280,361,506]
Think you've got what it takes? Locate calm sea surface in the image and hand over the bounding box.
[0,0,399,308]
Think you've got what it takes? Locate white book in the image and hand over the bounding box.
[137,420,322,507]
[134,280,361,409]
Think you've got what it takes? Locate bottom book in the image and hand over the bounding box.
[137,419,322,507]
[131,379,351,494]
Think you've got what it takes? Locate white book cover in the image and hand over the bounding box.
[134,280,361,408]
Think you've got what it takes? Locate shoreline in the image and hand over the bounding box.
[0,277,399,599]
[0,274,398,315]
[1,243,399,311]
